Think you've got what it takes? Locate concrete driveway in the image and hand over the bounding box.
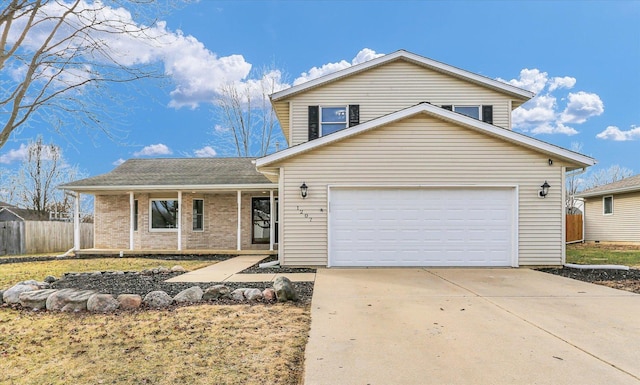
[303,268,640,385]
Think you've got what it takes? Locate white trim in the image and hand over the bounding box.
[237,191,242,251]
[61,183,278,193]
[192,198,204,232]
[603,195,614,215]
[326,184,519,268]
[288,101,294,144]
[320,105,348,136]
[73,193,80,251]
[271,50,534,101]
[148,198,179,232]
[278,167,284,265]
[269,191,275,251]
[256,103,596,169]
[0,207,25,221]
[129,192,134,250]
[453,105,481,120]
[561,168,566,264]
[177,191,182,250]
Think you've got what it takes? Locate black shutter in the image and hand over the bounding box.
[308,106,319,140]
[348,105,360,127]
[441,105,452,111]
[482,105,493,124]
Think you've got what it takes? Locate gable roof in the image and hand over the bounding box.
[271,50,535,103]
[576,174,640,198]
[60,158,276,193]
[0,207,50,221]
[256,102,596,170]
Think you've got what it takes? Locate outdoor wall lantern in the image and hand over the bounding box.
[300,182,308,199]
[539,181,550,198]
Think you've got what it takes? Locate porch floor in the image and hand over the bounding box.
[73,249,276,257]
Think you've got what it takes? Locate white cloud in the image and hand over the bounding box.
[112,158,126,166]
[531,122,578,136]
[194,146,217,157]
[133,144,172,157]
[0,144,28,164]
[500,70,604,136]
[214,124,229,132]
[293,48,384,86]
[497,68,548,94]
[548,76,576,92]
[559,91,604,124]
[596,125,640,141]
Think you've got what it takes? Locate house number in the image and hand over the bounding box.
[296,205,323,222]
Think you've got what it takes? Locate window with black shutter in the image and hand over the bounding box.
[482,105,493,124]
[308,106,319,140]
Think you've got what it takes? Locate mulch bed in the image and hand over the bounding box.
[50,271,314,304]
[538,266,640,294]
[239,255,317,274]
[0,254,233,265]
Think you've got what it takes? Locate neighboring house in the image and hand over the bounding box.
[62,50,596,266]
[575,174,640,243]
[0,205,50,222]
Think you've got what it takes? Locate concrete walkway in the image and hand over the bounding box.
[165,255,315,282]
[304,268,640,385]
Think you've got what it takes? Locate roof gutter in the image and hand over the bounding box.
[576,185,640,198]
[59,183,278,193]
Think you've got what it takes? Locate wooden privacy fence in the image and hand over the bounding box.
[0,221,93,255]
[566,214,583,243]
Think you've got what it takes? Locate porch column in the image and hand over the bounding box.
[237,190,242,250]
[177,191,182,251]
[269,190,275,251]
[73,192,80,250]
[129,192,134,250]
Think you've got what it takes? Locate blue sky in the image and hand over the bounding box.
[1,0,639,182]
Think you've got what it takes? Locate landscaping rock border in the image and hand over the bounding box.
[0,254,235,265]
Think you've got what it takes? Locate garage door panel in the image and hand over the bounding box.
[329,187,515,267]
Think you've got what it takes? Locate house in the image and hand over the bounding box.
[61,50,596,266]
[0,204,50,222]
[575,174,640,243]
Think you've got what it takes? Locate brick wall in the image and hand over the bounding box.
[93,191,277,250]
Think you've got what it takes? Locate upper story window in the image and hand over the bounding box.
[603,195,613,215]
[321,107,347,136]
[442,105,493,124]
[308,105,359,140]
[150,199,178,230]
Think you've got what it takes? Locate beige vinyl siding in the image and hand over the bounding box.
[288,60,514,146]
[273,115,564,266]
[584,192,640,242]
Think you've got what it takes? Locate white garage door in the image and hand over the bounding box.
[329,187,516,267]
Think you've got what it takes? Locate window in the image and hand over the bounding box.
[603,196,613,215]
[454,106,480,119]
[320,106,347,136]
[193,199,203,231]
[150,199,178,230]
[252,197,278,244]
[134,200,138,231]
[442,105,493,124]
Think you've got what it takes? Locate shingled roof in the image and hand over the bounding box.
[60,158,274,192]
[576,174,640,198]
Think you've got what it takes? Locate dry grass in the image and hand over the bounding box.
[0,259,213,290]
[567,244,640,267]
[0,304,310,385]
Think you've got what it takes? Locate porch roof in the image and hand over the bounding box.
[60,157,277,193]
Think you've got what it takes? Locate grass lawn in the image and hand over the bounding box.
[566,244,640,267]
[0,304,310,385]
[0,259,213,290]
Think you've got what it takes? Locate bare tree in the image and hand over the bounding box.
[585,164,633,190]
[215,68,287,157]
[6,135,83,215]
[565,142,584,213]
[0,0,170,149]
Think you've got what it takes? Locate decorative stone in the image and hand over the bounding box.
[244,288,263,301]
[262,288,276,301]
[19,289,58,310]
[229,288,246,301]
[90,271,102,276]
[87,294,119,312]
[273,276,299,302]
[173,286,203,304]
[46,289,96,312]
[171,265,186,273]
[143,291,172,308]
[113,271,125,275]
[203,285,230,300]
[140,269,152,276]
[117,294,142,310]
[3,284,39,304]
[157,266,170,274]
[44,276,57,284]
[0,290,4,304]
